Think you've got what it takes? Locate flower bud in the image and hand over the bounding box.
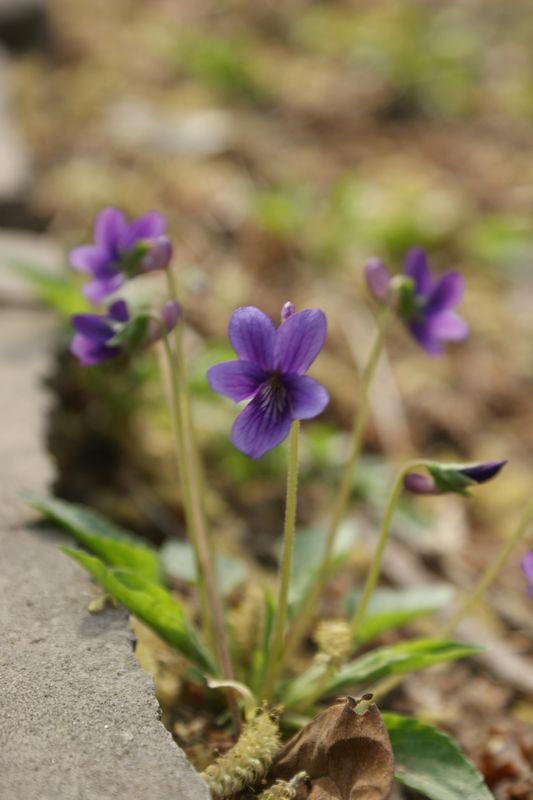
[404,473,440,495]
[281,301,296,322]
[522,551,533,599]
[140,235,173,272]
[364,258,391,302]
[405,460,506,496]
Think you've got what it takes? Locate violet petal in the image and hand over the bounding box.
[404,247,433,296]
[121,211,166,249]
[108,299,130,323]
[207,360,268,403]
[231,387,292,459]
[460,460,507,484]
[522,551,533,583]
[69,245,110,275]
[408,320,443,356]
[70,334,121,365]
[426,271,465,313]
[94,207,127,252]
[71,314,113,342]
[228,307,276,371]
[274,308,327,375]
[83,274,125,304]
[427,311,469,341]
[284,374,329,420]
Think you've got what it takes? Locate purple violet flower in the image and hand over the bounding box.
[401,247,468,356]
[71,299,180,366]
[69,207,172,304]
[404,460,507,496]
[207,305,329,459]
[521,551,533,599]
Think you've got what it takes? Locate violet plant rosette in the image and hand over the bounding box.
[70,207,172,304]
[365,247,469,356]
[522,551,533,599]
[71,299,180,365]
[207,305,329,458]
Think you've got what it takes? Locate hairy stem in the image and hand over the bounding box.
[163,269,240,732]
[284,309,389,658]
[263,421,300,703]
[372,493,533,702]
[350,460,427,639]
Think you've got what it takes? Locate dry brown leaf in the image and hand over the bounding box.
[271,696,393,800]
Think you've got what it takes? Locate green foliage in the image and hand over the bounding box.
[383,713,494,800]
[161,539,247,596]
[286,524,359,618]
[3,259,88,318]
[63,547,215,674]
[178,33,269,104]
[346,585,453,643]
[283,639,482,707]
[24,494,162,583]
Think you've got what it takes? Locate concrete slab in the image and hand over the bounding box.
[0,249,210,799]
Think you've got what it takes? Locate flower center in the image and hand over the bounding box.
[256,373,288,419]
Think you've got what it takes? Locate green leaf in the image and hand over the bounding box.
[383,713,494,800]
[3,259,88,317]
[63,547,215,674]
[326,639,482,695]
[283,639,482,707]
[25,494,161,583]
[161,540,246,596]
[346,585,453,643]
[287,524,359,617]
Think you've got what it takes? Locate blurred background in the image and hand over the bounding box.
[1,0,533,795]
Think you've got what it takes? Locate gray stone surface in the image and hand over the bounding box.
[0,247,210,800]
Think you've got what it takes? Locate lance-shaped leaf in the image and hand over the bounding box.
[383,713,494,800]
[63,547,215,674]
[271,696,394,800]
[346,585,453,643]
[283,639,481,707]
[25,494,162,583]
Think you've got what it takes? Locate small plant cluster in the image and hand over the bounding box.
[30,207,533,800]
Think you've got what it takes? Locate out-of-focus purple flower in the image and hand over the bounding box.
[207,304,329,458]
[522,551,533,599]
[70,299,180,366]
[365,258,392,302]
[400,247,468,356]
[404,460,507,496]
[69,207,172,304]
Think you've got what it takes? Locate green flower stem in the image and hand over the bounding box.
[161,334,212,642]
[263,421,300,704]
[163,270,240,733]
[350,460,427,640]
[284,308,390,658]
[372,494,533,703]
[439,497,533,637]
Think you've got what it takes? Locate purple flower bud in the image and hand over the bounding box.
[139,236,173,273]
[522,551,533,600]
[281,301,296,322]
[144,301,181,347]
[404,473,440,495]
[405,460,507,496]
[365,258,392,302]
